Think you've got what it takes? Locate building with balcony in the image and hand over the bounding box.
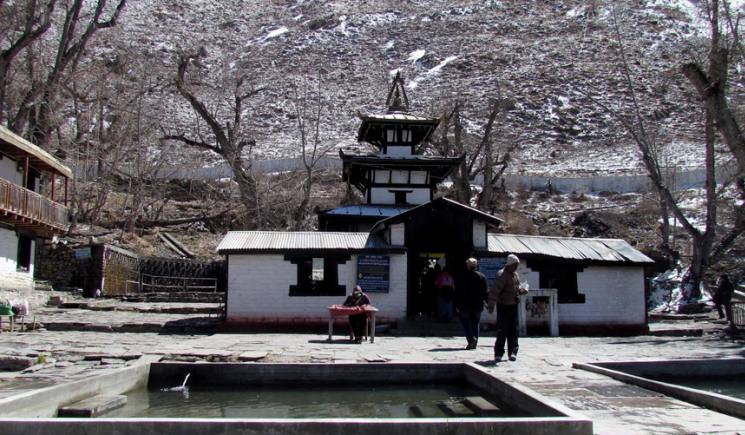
[0,126,72,293]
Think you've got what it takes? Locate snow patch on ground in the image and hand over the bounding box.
[649,267,713,313]
[408,55,458,89]
[408,49,426,62]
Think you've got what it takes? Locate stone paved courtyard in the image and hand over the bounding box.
[0,297,743,434]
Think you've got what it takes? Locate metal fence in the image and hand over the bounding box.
[732,302,745,327]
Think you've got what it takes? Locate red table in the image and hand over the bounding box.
[327,304,378,343]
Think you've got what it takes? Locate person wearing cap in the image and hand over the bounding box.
[487,254,528,362]
[455,258,488,350]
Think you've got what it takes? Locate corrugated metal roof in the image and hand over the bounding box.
[320,205,410,217]
[217,231,392,253]
[487,234,653,264]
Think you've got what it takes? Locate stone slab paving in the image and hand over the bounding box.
[0,302,742,434]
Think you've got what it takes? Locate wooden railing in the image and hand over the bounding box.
[125,274,219,293]
[0,177,69,232]
[733,302,745,327]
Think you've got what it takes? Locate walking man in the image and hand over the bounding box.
[455,258,488,350]
[488,254,528,362]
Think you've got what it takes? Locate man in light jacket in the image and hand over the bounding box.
[488,254,527,362]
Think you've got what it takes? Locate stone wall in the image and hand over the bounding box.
[36,242,226,297]
[35,242,80,289]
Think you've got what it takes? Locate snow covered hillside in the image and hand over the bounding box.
[94,0,742,176]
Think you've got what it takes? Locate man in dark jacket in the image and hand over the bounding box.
[714,274,736,329]
[455,258,488,350]
[488,254,527,362]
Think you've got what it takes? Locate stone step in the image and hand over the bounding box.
[58,394,127,417]
[437,401,476,417]
[409,404,446,418]
[463,396,501,416]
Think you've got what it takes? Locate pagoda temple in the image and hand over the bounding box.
[217,73,652,335]
[318,72,463,231]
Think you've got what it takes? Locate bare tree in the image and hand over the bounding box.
[164,49,261,228]
[0,0,57,120]
[682,0,745,176]
[432,97,518,209]
[603,4,745,303]
[286,74,334,230]
[6,0,127,147]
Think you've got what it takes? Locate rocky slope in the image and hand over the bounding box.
[91,0,733,176]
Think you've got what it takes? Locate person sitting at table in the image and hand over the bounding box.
[343,285,371,343]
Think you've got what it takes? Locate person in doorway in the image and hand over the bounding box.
[435,265,455,322]
[713,274,736,329]
[343,285,371,343]
[488,254,528,362]
[455,258,488,350]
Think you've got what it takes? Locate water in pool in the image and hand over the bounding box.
[657,378,745,400]
[99,383,526,418]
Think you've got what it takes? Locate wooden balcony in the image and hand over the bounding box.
[0,177,69,237]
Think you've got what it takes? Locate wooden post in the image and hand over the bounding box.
[51,175,56,202]
[64,177,68,206]
[23,157,29,213]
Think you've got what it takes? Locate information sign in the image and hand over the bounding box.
[357,255,390,293]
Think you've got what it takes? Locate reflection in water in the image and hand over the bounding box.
[102,383,526,419]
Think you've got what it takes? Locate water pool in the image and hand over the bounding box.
[103,383,526,419]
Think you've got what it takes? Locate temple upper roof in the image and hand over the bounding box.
[356,72,439,149]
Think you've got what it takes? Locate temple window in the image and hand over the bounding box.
[386,128,396,143]
[410,171,427,184]
[401,129,412,143]
[286,254,349,296]
[375,170,390,183]
[528,260,586,304]
[391,170,408,184]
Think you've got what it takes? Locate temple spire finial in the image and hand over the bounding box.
[386,71,410,113]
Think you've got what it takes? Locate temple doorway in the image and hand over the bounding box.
[403,204,473,318]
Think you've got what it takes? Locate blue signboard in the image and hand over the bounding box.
[357,255,390,293]
[477,257,507,288]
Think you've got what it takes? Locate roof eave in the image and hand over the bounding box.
[0,126,73,178]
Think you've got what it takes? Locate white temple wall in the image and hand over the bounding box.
[226,253,407,323]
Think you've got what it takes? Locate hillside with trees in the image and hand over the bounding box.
[2,0,745,300]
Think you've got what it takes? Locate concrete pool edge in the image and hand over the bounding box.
[0,361,593,435]
[0,417,592,435]
[0,355,158,418]
[573,358,745,420]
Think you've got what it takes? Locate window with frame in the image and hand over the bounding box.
[385,128,396,143]
[528,261,586,304]
[286,254,349,296]
[375,170,391,183]
[391,170,408,184]
[401,129,412,143]
[410,171,427,184]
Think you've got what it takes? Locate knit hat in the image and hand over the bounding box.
[506,254,520,266]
